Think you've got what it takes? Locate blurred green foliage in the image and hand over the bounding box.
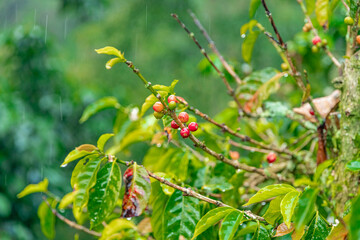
[0,0,347,239]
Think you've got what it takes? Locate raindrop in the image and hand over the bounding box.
[64,17,68,39]
[45,14,48,43]
[59,96,63,121]
[59,209,65,213]
[261,202,266,205]
[126,217,132,221]
[284,73,289,77]
[33,9,37,28]
[145,4,147,32]
[241,34,246,38]
[156,143,161,147]
[61,164,68,168]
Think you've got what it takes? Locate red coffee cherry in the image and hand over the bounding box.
[188,122,198,132]
[171,120,179,129]
[266,152,277,163]
[356,35,360,45]
[229,151,240,160]
[168,95,178,103]
[178,112,189,123]
[180,128,190,138]
[153,102,164,113]
[309,109,315,116]
[312,36,321,45]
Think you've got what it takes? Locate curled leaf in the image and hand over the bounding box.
[95,46,125,59]
[274,223,294,237]
[17,178,49,198]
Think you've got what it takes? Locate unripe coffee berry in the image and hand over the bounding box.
[178,112,189,123]
[344,16,354,25]
[168,101,177,110]
[153,102,164,113]
[171,120,179,129]
[188,122,198,132]
[153,111,164,119]
[266,152,277,163]
[312,36,321,45]
[168,95,178,103]
[322,39,328,46]
[281,63,289,71]
[356,35,360,45]
[180,128,190,138]
[311,45,319,53]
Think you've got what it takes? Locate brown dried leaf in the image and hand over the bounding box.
[293,90,341,123]
[274,223,295,237]
[76,144,97,152]
[137,217,152,235]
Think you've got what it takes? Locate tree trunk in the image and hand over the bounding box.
[333,51,360,213]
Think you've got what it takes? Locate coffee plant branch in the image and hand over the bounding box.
[43,197,102,237]
[123,56,288,182]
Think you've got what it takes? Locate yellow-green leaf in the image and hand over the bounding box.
[38,200,56,239]
[17,178,49,198]
[61,145,97,167]
[59,191,76,210]
[95,46,124,59]
[100,219,136,240]
[242,31,260,63]
[105,57,124,69]
[263,196,283,226]
[249,0,261,18]
[97,133,114,152]
[315,0,329,29]
[244,184,296,206]
[280,191,300,228]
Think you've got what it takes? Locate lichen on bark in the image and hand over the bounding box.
[333,51,360,213]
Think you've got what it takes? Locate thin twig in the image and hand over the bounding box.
[188,11,242,85]
[42,197,102,237]
[261,0,306,90]
[171,13,244,111]
[341,0,350,11]
[147,171,265,222]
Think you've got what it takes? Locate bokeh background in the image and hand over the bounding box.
[0,0,347,239]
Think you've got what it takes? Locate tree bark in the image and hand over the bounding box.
[333,51,360,213]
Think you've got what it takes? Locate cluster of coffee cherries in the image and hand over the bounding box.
[152,95,198,138]
[311,36,328,53]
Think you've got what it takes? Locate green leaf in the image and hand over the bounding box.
[314,160,333,182]
[346,160,360,171]
[192,207,234,240]
[74,156,103,210]
[99,219,136,240]
[152,172,175,195]
[167,150,189,182]
[249,0,261,18]
[219,210,244,240]
[163,189,201,240]
[252,223,271,240]
[88,161,122,228]
[244,184,296,206]
[280,191,300,228]
[315,0,329,29]
[121,163,151,217]
[242,30,260,63]
[150,181,169,240]
[61,144,98,167]
[294,188,318,231]
[97,133,114,152]
[303,212,331,240]
[305,0,316,14]
[140,91,168,116]
[17,178,48,198]
[263,196,283,226]
[80,97,121,123]
[95,46,124,59]
[235,223,258,237]
[350,195,360,240]
[240,20,258,35]
[38,200,56,239]
[251,72,285,109]
[59,191,75,210]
